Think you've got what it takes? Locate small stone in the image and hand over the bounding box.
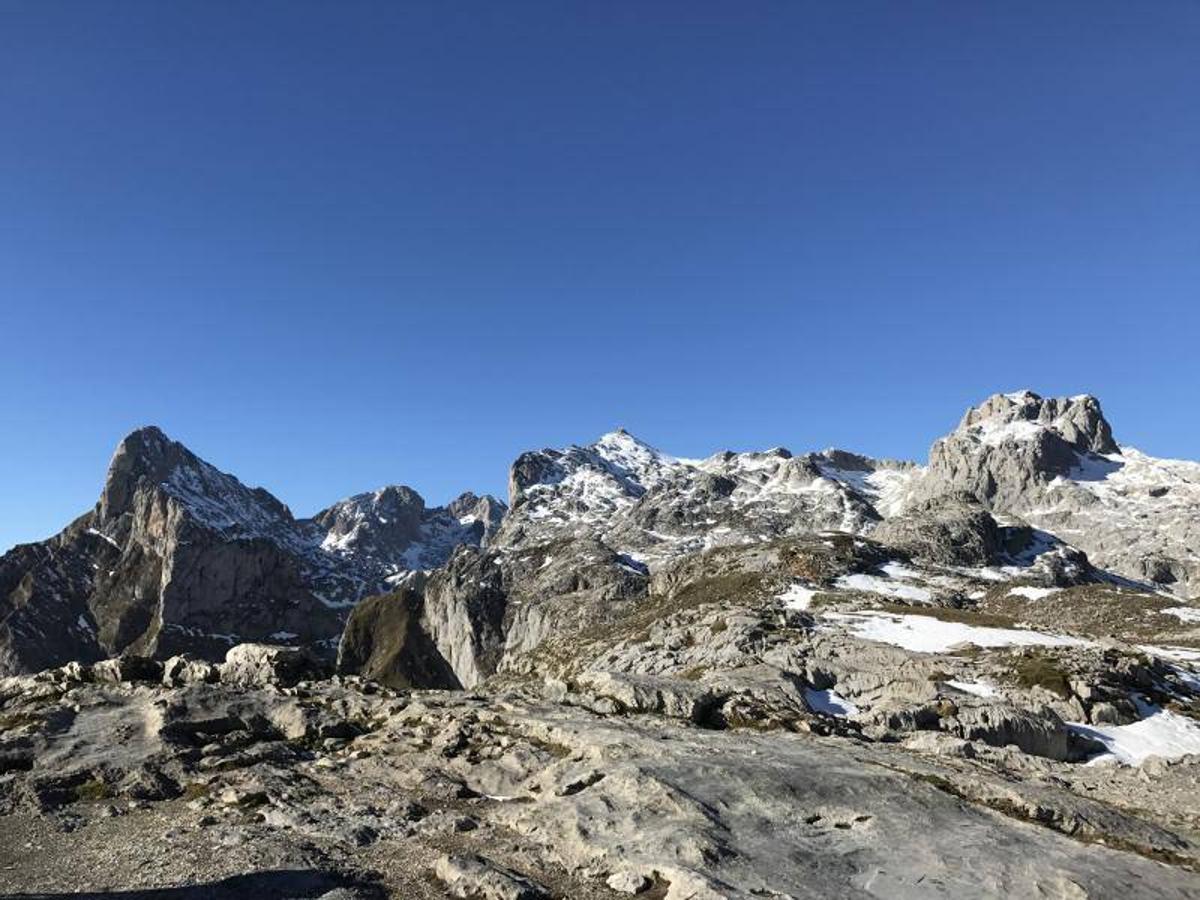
[606,871,651,894]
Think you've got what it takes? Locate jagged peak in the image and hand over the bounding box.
[956,391,1117,455]
[100,425,195,521]
[593,427,667,455]
[99,426,293,530]
[335,484,426,512]
[446,491,507,520]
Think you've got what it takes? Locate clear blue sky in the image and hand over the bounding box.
[2,2,1198,551]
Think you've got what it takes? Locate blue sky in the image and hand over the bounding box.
[2,2,1198,551]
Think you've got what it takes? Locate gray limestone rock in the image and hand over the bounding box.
[433,853,549,900]
[219,643,326,687]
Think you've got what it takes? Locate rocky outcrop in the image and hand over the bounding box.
[419,548,510,689]
[336,590,459,689]
[337,534,652,690]
[219,643,326,688]
[873,493,1005,567]
[918,392,1117,511]
[434,853,549,900]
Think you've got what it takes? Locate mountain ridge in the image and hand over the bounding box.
[2,389,1197,677]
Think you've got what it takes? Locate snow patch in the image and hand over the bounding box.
[945,679,997,698]
[1162,607,1200,624]
[825,611,1091,654]
[835,573,932,604]
[1071,697,1200,765]
[778,584,818,611]
[804,688,859,717]
[1008,586,1062,601]
[85,528,121,549]
[974,419,1044,447]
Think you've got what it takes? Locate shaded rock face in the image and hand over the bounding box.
[0,521,106,675]
[340,536,651,690]
[0,427,502,675]
[337,590,460,690]
[873,493,1005,567]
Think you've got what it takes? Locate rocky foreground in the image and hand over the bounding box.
[3,531,1200,898]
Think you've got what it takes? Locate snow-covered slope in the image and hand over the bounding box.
[495,430,917,565]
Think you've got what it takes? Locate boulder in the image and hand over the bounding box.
[219,643,325,687]
[433,853,549,900]
[161,655,220,687]
[91,655,163,684]
[944,703,1075,761]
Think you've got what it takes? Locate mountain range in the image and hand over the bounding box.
[2,390,1197,678]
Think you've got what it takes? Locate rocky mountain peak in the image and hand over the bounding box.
[98,425,185,522]
[314,485,428,554]
[919,392,1120,514]
[99,425,298,537]
[99,426,294,538]
[506,429,678,511]
[445,492,507,541]
[956,391,1118,455]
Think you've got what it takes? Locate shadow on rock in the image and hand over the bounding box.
[3,868,383,900]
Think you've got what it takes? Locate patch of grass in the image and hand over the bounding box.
[526,736,573,759]
[180,782,210,801]
[0,711,44,731]
[521,571,766,677]
[803,592,840,612]
[72,779,112,803]
[980,584,1200,648]
[1010,652,1073,699]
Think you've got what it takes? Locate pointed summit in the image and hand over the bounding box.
[99,425,191,522]
[592,428,673,474]
[99,426,292,532]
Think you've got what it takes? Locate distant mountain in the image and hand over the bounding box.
[0,426,503,674]
[911,391,1200,592]
[494,392,1199,596]
[496,427,913,563]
